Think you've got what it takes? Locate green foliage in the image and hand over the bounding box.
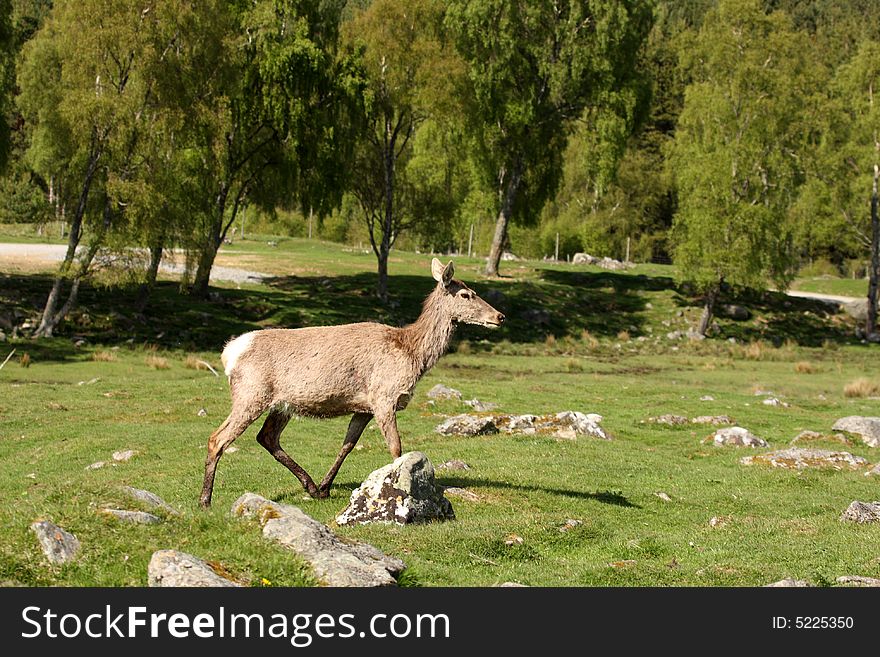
[670,0,813,293]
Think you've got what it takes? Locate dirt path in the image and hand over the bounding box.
[0,243,268,285]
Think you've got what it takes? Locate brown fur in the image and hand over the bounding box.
[199,259,503,507]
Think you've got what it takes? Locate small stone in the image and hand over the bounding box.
[435,414,498,436]
[691,415,734,426]
[148,550,240,587]
[559,519,582,532]
[30,520,80,564]
[765,578,812,587]
[708,516,728,528]
[444,487,480,502]
[112,449,137,462]
[226,446,239,453]
[426,384,462,401]
[436,459,471,471]
[865,463,880,477]
[790,430,852,446]
[85,461,106,470]
[742,448,868,470]
[336,452,454,526]
[655,492,672,502]
[762,397,789,407]
[197,408,208,417]
[122,486,179,515]
[504,534,524,546]
[648,414,688,426]
[497,581,528,587]
[840,500,880,524]
[700,395,715,401]
[832,416,880,448]
[101,509,161,524]
[707,426,768,447]
[835,575,880,587]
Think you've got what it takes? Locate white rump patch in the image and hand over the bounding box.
[222,331,256,377]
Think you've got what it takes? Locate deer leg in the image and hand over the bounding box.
[255,410,321,498]
[200,411,258,508]
[318,412,372,496]
[375,409,403,460]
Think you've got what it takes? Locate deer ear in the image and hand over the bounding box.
[442,260,455,285]
[431,258,445,283]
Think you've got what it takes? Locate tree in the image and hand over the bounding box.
[344,0,460,300]
[445,0,653,276]
[670,0,813,335]
[0,0,13,172]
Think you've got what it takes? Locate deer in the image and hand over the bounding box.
[199,258,504,508]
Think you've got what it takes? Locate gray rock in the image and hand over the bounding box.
[443,486,480,502]
[559,519,582,532]
[691,415,734,426]
[30,520,80,564]
[426,384,462,401]
[762,397,790,407]
[706,426,768,447]
[101,509,161,524]
[572,253,630,270]
[497,581,529,587]
[832,416,880,447]
[790,430,852,446]
[720,304,751,321]
[765,578,812,587]
[435,414,499,436]
[85,461,106,470]
[436,459,471,471]
[336,452,454,526]
[112,449,137,462]
[233,493,404,586]
[699,395,715,402]
[843,298,868,322]
[148,550,240,587]
[840,500,880,524]
[655,492,673,502]
[741,448,868,470]
[648,414,688,426]
[836,575,880,587]
[122,486,179,514]
[866,463,880,477]
[463,398,499,412]
[666,330,683,341]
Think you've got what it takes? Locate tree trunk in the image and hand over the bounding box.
[376,118,395,302]
[136,243,163,312]
[486,164,522,277]
[867,163,880,338]
[191,184,230,299]
[697,283,720,337]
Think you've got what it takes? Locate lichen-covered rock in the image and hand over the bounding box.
[233,493,404,586]
[436,459,471,471]
[426,384,462,401]
[832,416,880,447]
[648,414,688,426]
[463,398,498,412]
[122,486,179,515]
[148,550,240,587]
[706,426,768,447]
[435,414,499,436]
[765,578,812,587]
[336,452,454,526]
[790,431,852,446]
[836,575,880,587]
[30,520,80,564]
[840,500,880,524]
[741,448,868,470]
[100,509,161,524]
[112,449,137,462]
[691,415,734,426]
[866,463,880,477]
[438,411,610,440]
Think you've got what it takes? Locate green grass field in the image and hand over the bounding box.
[1,235,879,587]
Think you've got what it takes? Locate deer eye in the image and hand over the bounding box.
[460,291,472,300]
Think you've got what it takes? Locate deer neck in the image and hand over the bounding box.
[403,287,455,377]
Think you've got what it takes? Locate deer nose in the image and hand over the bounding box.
[496,312,505,324]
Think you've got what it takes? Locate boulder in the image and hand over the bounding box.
[30,520,80,565]
[426,384,462,401]
[435,414,499,436]
[336,452,454,526]
[233,493,405,586]
[691,415,734,426]
[720,304,751,321]
[706,426,768,447]
[148,550,240,587]
[843,298,868,322]
[832,416,880,447]
[100,509,161,524]
[840,500,880,524]
[648,414,688,426]
[765,578,812,587]
[741,448,868,470]
[122,486,179,515]
[836,575,880,587]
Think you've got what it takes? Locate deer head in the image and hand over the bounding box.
[431,258,505,328]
